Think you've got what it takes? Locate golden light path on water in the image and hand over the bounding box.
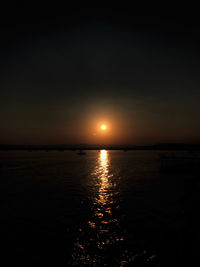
[71,150,129,266]
[94,150,113,221]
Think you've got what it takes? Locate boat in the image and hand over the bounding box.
[77,150,86,155]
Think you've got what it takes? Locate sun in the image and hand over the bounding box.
[100,124,107,131]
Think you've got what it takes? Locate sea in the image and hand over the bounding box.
[0,150,199,266]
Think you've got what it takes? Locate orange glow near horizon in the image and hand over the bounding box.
[100,124,107,131]
[81,116,128,144]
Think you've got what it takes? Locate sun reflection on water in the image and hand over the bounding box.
[71,150,129,266]
[95,150,112,210]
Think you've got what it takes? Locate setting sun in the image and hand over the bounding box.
[101,124,107,131]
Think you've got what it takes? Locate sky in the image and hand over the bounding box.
[1,12,200,145]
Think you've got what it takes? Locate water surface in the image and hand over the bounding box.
[0,150,192,266]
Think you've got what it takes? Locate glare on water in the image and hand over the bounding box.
[71,150,128,266]
[95,150,113,213]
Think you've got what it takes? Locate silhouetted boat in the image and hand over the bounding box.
[77,150,86,155]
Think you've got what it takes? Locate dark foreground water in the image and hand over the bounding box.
[0,150,199,266]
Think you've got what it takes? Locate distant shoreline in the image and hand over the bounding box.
[1,144,200,151]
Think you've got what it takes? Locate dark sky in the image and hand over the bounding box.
[1,12,200,145]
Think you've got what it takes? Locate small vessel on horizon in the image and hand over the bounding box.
[77,150,86,155]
